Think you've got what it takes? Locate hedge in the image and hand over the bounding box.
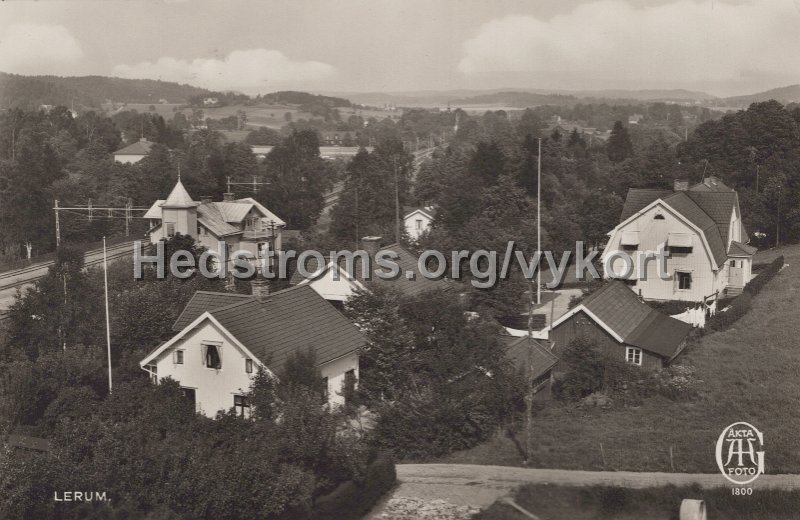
[705,255,783,332]
[310,452,396,520]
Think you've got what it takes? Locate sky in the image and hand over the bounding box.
[1,0,799,97]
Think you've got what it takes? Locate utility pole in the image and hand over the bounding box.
[103,237,113,394]
[776,185,782,247]
[393,156,401,245]
[54,199,61,247]
[537,137,542,305]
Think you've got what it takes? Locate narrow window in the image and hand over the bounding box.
[626,347,642,366]
[233,395,250,417]
[165,222,176,237]
[677,271,692,290]
[344,369,357,403]
[415,219,423,230]
[321,377,329,403]
[204,344,222,369]
[146,364,158,383]
[181,387,196,408]
[245,358,253,374]
[173,350,184,364]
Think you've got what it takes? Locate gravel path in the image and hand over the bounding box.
[368,463,800,519]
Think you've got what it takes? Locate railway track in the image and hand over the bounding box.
[0,241,135,292]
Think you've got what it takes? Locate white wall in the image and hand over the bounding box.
[149,319,360,415]
[321,352,359,407]
[114,154,146,164]
[405,211,432,241]
[151,321,255,418]
[302,266,361,302]
[604,202,721,301]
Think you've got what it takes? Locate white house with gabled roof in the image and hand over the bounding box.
[603,177,756,302]
[140,284,366,417]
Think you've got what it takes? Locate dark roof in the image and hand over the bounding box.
[689,176,734,193]
[113,139,154,156]
[499,335,558,380]
[619,189,671,222]
[208,285,366,371]
[574,281,692,359]
[289,243,451,298]
[173,291,253,331]
[619,186,741,268]
[728,241,757,257]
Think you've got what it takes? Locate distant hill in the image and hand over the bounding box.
[262,91,352,108]
[720,84,800,107]
[0,72,213,110]
[337,88,715,108]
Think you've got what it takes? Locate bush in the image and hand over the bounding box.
[310,452,396,520]
[705,256,783,332]
[654,364,703,400]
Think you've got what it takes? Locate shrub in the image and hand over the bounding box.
[310,452,396,520]
[705,255,782,332]
[654,364,703,400]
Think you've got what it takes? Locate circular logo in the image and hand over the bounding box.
[715,422,765,485]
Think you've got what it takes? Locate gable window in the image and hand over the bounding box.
[165,222,176,237]
[415,219,423,230]
[173,350,184,364]
[676,271,692,291]
[233,395,250,417]
[654,213,666,220]
[668,246,693,255]
[625,347,642,366]
[203,344,222,369]
[245,359,253,374]
[666,233,692,255]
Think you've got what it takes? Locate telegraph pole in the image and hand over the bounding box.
[103,237,113,394]
[393,156,401,245]
[54,199,61,247]
[537,137,542,305]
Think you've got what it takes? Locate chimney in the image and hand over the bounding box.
[361,236,382,257]
[674,179,689,191]
[223,192,235,202]
[250,279,269,301]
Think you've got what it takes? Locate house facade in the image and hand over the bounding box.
[603,177,756,302]
[113,138,154,164]
[403,206,435,241]
[140,284,366,417]
[289,237,452,305]
[548,281,693,371]
[143,179,285,270]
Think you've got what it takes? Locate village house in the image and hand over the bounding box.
[499,335,558,400]
[603,176,756,302]
[289,237,451,306]
[548,281,693,371]
[403,206,435,241]
[113,138,154,164]
[139,283,367,417]
[143,178,285,269]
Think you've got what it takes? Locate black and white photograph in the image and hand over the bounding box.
[0,1,798,518]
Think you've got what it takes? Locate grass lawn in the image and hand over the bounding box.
[474,484,800,520]
[438,245,800,473]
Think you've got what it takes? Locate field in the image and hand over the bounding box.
[437,244,800,474]
[106,103,402,130]
[475,484,800,520]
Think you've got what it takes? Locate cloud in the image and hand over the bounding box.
[113,49,336,91]
[458,1,800,87]
[0,24,84,75]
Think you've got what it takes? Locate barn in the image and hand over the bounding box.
[548,281,693,371]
